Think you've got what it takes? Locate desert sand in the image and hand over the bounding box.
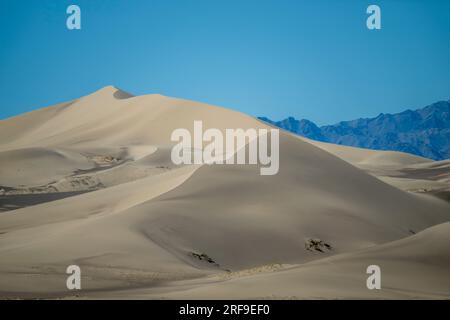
[0,86,449,299]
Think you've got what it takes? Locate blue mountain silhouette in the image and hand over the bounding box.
[259,100,450,160]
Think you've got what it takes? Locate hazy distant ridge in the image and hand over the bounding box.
[260,100,450,160]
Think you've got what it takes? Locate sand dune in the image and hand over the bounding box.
[298,137,432,168]
[0,147,95,188]
[96,221,450,299]
[294,135,450,203]
[0,86,449,299]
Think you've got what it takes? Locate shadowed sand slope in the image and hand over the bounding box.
[93,221,450,299]
[0,86,449,299]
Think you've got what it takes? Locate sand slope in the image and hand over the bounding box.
[96,221,450,299]
[0,86,449,299]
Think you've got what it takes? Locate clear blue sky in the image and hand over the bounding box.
[0,0,449,125]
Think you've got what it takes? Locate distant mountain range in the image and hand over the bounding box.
[259,100,450,161]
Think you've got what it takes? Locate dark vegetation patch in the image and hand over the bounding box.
[305,238,333,253]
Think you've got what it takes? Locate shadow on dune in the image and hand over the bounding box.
[113,89,134,100]
[0,191,90,212]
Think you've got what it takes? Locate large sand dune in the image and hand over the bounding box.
[0,86,449,299]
